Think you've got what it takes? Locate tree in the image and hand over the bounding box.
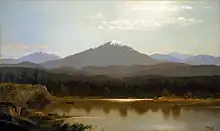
[19,71,27,83]
[8,73,15,82]
[32,70,39,84]
[61,84,69,95]
[185,91,192,99]
[162,89,171,97]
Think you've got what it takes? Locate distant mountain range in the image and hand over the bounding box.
[150,53,220,66]
[150,54,184,63]
[185,55,220,65]
[168,52,193,61]
[0,51,60,64]
[1,41,220,80]
[1,41,220,69]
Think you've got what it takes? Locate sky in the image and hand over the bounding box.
[0,0,220,58]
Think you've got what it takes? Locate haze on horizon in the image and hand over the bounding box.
[0,0,220,58]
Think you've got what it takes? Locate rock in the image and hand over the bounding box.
[0,102,19,117]
[0,120,30,131]
[0,83,53,109]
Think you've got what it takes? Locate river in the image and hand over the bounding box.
[45,99,220,131]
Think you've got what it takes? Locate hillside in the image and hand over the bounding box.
[47,66,88,75]
[0,83,53,107]
[81,63,220,77]
[0,58,19,64]
[1,63,220,78]
[0,68,220,98]
[42,41,161,69]
[0,62,44,69]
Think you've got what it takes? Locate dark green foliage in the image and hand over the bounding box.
[28,114,52,125]
[52,120,92,131]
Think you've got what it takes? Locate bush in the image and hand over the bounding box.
[53,120,92,131]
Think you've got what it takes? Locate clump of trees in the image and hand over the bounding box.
[0,67,220,98]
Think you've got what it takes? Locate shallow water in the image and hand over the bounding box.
[46,99,220,131]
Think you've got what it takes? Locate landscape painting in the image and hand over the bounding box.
[0,0,220,131]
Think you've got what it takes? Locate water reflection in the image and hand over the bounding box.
[46,100,220,119]
[118,105,127,117]
[45,100,220,131]
[160,107,170,120]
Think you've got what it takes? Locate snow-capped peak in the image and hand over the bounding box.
[110,40,122,46]
[101,40,124,47]
[96,40,135,51]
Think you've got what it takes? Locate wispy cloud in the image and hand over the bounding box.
[177,17,203,26]
[203,6,213,9]
[10,44,31,50]
[86,1,203,31]
[86,13,105,20]
[130,1,193,11]
[40,44,50,50]
[2,43,50,58]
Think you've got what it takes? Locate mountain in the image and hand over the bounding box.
[169,52,193,60]
[150,53,184,63]
[0,51,60,64]
[185,55,220,65]
[151,53,220,66]
[42,41,162,69]
[18,51,60,63]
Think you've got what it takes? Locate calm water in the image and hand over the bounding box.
[45,99,220,131]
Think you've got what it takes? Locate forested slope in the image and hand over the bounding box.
[0,67,220,98]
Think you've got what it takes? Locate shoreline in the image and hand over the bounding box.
[55,97,220,106]
[58,97,220,101]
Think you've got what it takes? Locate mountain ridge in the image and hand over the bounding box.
[150,54,184,63]
[1,42,220,67]
[41,41,161,69]
[150,53,220,66]
[0,51,60,64]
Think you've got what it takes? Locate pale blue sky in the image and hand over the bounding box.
[0,0,220,58]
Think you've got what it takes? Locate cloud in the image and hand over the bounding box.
[86,1,203,31]
[176,17,203,26]
[98,20,164,31]
[86,13,105,20]
[203,6,213,9]
[130,1,192,12]
[95,17,203,31]
[40,44,50,50]
[2,43,50,58]
[11,44,31,50]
